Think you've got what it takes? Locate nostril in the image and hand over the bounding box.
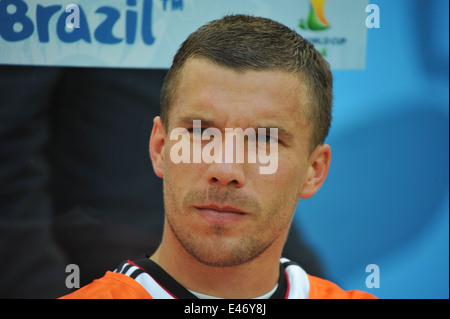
[210,177,239,186]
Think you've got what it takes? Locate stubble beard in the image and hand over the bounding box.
[163,176,292,268]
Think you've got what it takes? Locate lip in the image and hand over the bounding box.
[194,204,248,225]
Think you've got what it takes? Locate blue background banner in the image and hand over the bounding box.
[0,0,368,69]
[294,0,449,299]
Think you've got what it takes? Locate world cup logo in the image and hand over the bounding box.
[299,0,330,31]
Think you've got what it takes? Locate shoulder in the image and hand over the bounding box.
[281,258,377,299]
[307,274,377,299]
[59,271,153,299]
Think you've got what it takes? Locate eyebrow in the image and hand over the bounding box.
[177,113,216,128]
[255,123,294,142]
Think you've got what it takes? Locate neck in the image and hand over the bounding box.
[150,223,287,299]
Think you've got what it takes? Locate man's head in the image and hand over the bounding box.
[150,15,332,268]
[161,14,333,154]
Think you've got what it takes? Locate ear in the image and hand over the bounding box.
[149,116,166,178]
[299,144,331,199]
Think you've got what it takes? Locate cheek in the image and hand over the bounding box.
[163,158,206,208]
[163,162,188,200]
[274,153,308,195]
[255,162,303,220]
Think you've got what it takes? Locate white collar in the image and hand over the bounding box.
[188,284,279,299]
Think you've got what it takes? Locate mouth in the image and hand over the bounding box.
[193,204,248,225]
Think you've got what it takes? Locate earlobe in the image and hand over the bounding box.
[149,116,166,178]
[299,144,331,199]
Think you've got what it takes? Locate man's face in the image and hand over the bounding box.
[158,58,315,267]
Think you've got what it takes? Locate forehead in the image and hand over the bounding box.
[169,58,310,132]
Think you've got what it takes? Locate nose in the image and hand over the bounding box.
[206,162,246,188]
[203,131,248,188]
[206,163,246,188]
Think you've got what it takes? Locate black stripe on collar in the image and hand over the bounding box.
[132,255,198,299]
[130,255,289,299]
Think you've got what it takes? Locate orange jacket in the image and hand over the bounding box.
[60,271,376,299]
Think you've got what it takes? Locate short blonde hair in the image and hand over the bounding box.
[160,15,333,153]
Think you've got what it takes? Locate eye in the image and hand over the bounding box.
[247,131,279,144]
[187,127,207,135]
[257,133,279,144]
